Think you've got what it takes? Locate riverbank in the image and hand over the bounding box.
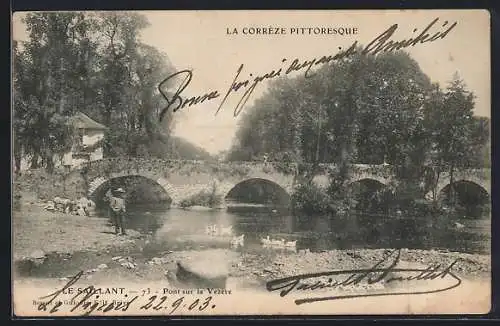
[12,197,148,263]
[13,242,491,287]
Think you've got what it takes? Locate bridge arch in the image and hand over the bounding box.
[88,174,172,209]
[346,178,394,215]
[224,178,291,206]
[347,178,391,197]
[437,180,490,206]
[349,174,390,187]
[436,177,490,199]
[437,180,490,219]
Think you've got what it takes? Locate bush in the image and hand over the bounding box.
[178,183,222,208]
[292,182,337,215]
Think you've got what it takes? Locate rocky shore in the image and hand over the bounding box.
[13,197,148,263]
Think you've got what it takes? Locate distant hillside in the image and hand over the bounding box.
[149,135,213,161]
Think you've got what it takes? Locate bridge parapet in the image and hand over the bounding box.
[85,159,397,179]
[452,168,491,180]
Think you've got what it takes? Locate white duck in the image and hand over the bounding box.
[260,235,272,246]
[230,234,245,248]
[270,239,286,247]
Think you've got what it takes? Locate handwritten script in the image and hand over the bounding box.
[265,249,462,305]
[157,17,457,121]
[36,273,217,316]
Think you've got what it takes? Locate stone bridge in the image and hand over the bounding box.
[434,169,491,199]
[82,158,490,206]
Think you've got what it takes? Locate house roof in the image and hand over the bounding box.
[69,112,107,130]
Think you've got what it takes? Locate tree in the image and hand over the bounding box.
[423,73,479,205]
[13,12,180,173]
[468,116,490,168]
[226,49,438,221]
[14,12,89,171]
[92,12,177,158]
[13,40,26,174]
[227,50,432,184]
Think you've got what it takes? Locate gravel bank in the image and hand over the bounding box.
[233,248,491,283]
[13,201,147,262]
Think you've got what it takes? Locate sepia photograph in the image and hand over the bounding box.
[11,10,491,316]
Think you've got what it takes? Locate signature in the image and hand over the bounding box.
[36,271,216,315]
[37,271,139,315]
[265,249,462,305]
[157,17,457,120]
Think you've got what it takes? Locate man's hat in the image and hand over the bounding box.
[115,188,126,193]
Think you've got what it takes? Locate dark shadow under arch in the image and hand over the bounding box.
[225,178,291,206]
[347,179,393,208]
[346,178,394,221]
[91,175,172,210]
[438,180,490,218]
[348,178,387,193]
[348,178,391,203]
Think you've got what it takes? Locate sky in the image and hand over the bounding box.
[12,10,491,155]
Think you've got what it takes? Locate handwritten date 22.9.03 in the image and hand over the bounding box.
[139,295,216,314]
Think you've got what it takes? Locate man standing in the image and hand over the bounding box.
[106,188,127,235]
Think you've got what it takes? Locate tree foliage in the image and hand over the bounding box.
[228,51,435,169]
[422,74,488,201]
[226,49,490,212]
[13,12,194,172]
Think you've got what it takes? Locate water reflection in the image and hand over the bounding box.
[95,202,490,255]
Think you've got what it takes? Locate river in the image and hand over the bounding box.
[102,203,491,256]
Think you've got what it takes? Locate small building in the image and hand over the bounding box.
[63,112,107,169]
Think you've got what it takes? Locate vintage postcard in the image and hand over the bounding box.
[12,10,491,316]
